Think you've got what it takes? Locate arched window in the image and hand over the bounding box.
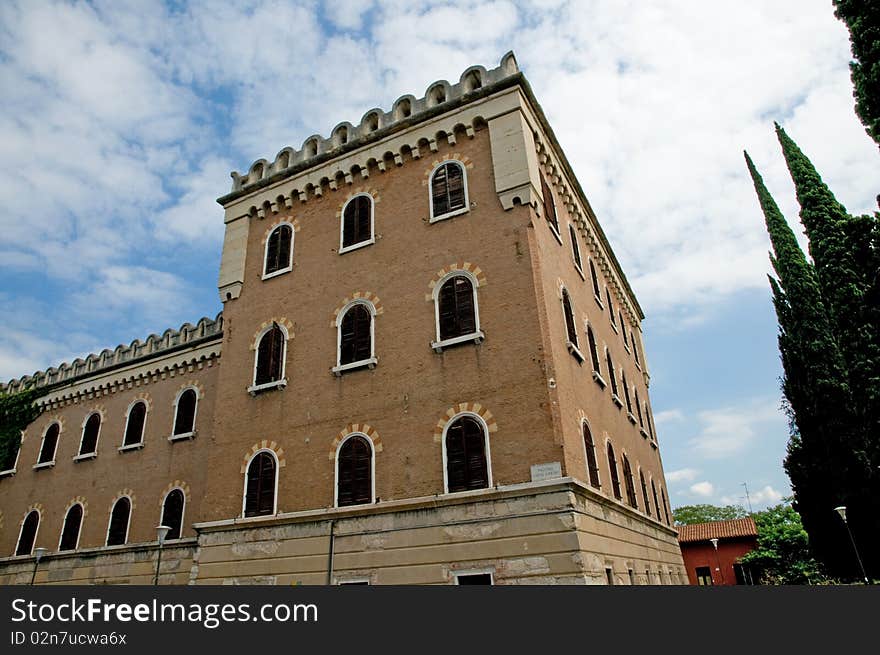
[607,442,622,500]
[435,274,480,345]
[631,331,642,367]
[569,224,582,270]
[16,510,39,556]
[639,470,651,516]
[607,289,616,324]
[645,403,654,439]
[561,289,580,358]
[37,423,60,464]
[122,401,147,447]
[445,415,490,493]
[635,389,644,429]
[661,488,670,524]
[589,259,601,298]
[263,224,293,277]
[254,325,286,387]
[341,195,374,251]
[606,350,620,397]
[622,455,637,509]
[651,479,661,522]
[430,161,468,220]
[619,311,627,346]
[587,325,602,376]
[541,175,559,235]
[161,489,185,540]
[244,451,277,517]
[622,371,633,414]
[337,303,374,370]
[582,423,600,489]
[336,435,373,507]
[79,413,101,456]
[106,497,131,546]
[172,389,198,437]
[59,504,83,551]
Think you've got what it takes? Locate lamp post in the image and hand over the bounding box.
[30,547,48,586]
[153,525,171,586]
[709,537,725,584]
[834,506,869,585]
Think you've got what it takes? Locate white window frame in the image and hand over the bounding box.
[581,419,601,490]
[118,400,148,452]
[339,193,376,254]
[428,160,470,223]
[34,421,61,469]
[441,411,493,494]
[241,448,280,518]
[169,387,199,442]
[588,259,603,307]
[560,286,584,362]
[0,432,22,477]
[248,323,289,394]
[14,509,41,557]
[568,223,585,279]
[105,496,132,547]
[161,487,187,540]
[333,432,376,507]
[57,502,84,551]
[74,412,102,461]
[332,300,378,375]
[453,568,495,585]
[431,270,485,352]
[261,222,295,280]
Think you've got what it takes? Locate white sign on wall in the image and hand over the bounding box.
[530,461,562,482]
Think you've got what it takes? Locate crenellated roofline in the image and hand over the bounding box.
[0,313,223,396]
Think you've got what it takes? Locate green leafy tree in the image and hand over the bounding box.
[833,0,880,146]
[0,388,42,471]
[672,504,747,525]
[739,502,826,585]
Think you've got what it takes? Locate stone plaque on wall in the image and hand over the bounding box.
[530,461,562,482]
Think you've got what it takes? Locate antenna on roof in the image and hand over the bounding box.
[741,482,753,515]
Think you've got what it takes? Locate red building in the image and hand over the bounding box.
[678,518,758,585]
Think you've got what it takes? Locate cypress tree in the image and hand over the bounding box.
[833,0,880,147]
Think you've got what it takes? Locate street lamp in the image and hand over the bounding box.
[153,525,171,586]
[30,547,48,586]
[709,537,725,584]
[834,506,869,585]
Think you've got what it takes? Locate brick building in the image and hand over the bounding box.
[678,518,759,585]
[0,53,686,585]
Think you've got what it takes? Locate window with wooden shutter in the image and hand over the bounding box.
[337,435,372,507]
[264,224,293,276]
[562,289,578,347]
[339,304,372,366]
[607,289,616,323]
[173,389,197,436]
[607,443,622,500]
[445,416,489,492]
[640,470,651,516]
[622,371,633,413]
[255,325,285,385]
[632,332,642,366]
[123,402,146,446]
[651,480,660,521]
[16,511,39,556]
[38,423,59,463]
[244,452,276,517]
[431,162,467,218]
[587,326,601,374]
[59,504,83,551]
[342,195,372,248]
[623,455,637,509]
[438,276,477,340]
[589,259,601,297]
[106,497,131,546]
[161,489,185,540]
[606,351,619,396]
[661,488,670,524]
[569,224,582,269]
[635,389,644,427]
[80,413,100,455]
[619,311,627,345]
[541,175,559,234]
[583,424,600,489]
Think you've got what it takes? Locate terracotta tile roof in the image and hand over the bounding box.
[677,517,758,543]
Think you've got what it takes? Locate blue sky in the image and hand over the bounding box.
[1,1,878,511]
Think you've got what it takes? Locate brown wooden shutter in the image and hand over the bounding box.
[265,225,292,274]
[640,471,651,516]
[256,326,284,384]
[607,443,621,500]
[635,390,644,427]
[340,305,371,365]
[606,351,619,396]
[80,414,100,454]
[106,497,131,546]
[438,276,476,340]
[343,196,371,247]
[39,423,59,463]
[562,291,578,346]
[587,326,601,373]
[541,175,558,233]
[173,389,197,435]
[245,453,276,517]
[337,436,372,506]
[583,424,601,489]
[623,456,637,508]
[446,416,488,492]
[162,489,185,540]
[16,511,39,555]
[622,372,632,412]
[432,163,466,216]
[569,224,582,268]
[652,480,660,519]
[446,164,465,211]
[607,289,615,321]
[123,402,146,446]
[589,259,601,296]
[59,504,83,551]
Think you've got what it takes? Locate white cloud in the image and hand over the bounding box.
[687,399,785,459]
[689,481,715,497]
[666,468,700,483]
[653,409,684,425]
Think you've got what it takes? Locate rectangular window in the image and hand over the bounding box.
[455,572,494,585]
[605,567,614,585]
[696,566,713,586]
